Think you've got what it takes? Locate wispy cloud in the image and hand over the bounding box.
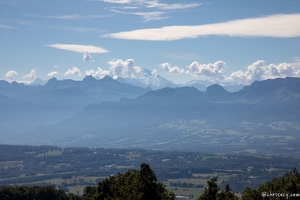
[99,0,201,10]
[116,6,139,9]
[134,11,168,21]
[100,0,200,21]
[0,24,14,29]
[53,26,97,33]
[110,9,167,21]
[98,0,133,3]
[46,44,109,54]
[145,1,201,10]
[29,14,108,20]
[104,13,300,40]
[46,44,108,61]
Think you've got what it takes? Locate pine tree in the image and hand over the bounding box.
[93,163,175,200]
[198,178,220,200]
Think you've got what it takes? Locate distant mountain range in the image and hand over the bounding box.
[27,69,176,90]
[0,76,150,140]
[26,74,243,92]
[1,77,300,157]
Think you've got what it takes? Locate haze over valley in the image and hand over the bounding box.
[1,76,299,158]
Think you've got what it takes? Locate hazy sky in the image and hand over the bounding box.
[1,0,300,84]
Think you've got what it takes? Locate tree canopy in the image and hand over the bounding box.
[1,163,299,200]
[0,185,81,200]
[93,163,175,200]
[198,168,300,200]
[197,178,238,200]
[241,168,300,200]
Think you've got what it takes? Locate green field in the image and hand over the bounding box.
[168,178,208,185]
[1,144,299,195]
[67,185,85,196]
[168,187,204,200]
[36,150,63,157]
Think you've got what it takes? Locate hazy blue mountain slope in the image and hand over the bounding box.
[205,84,231,102]
[0,76,151,142]
[24,78,300,148]
[0,95,37,140]
[182,80,207,92]
[232,77,300,121]
[235,77,300,102]
[3,77,300,157]
[22,87,209,144]
[41,76,150,101]
[0,81,38,97]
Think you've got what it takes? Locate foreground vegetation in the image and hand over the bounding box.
[0,144,300,199]
[0,185,81,200]
[1,166,300,199]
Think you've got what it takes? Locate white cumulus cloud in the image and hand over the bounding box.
[86,67,110,78]
[64,67,82,77]
[187,61,225,81]
[83,51,92,61]
[23,69,37,79]
[160,62,184,73]
[108,59,144,79]
[86,59,161,86]
[104,13,300,40]
[228,60,300,84]
[5,70,18,81]
[48,71,58,77]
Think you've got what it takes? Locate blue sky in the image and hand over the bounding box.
[1,0,300,85]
